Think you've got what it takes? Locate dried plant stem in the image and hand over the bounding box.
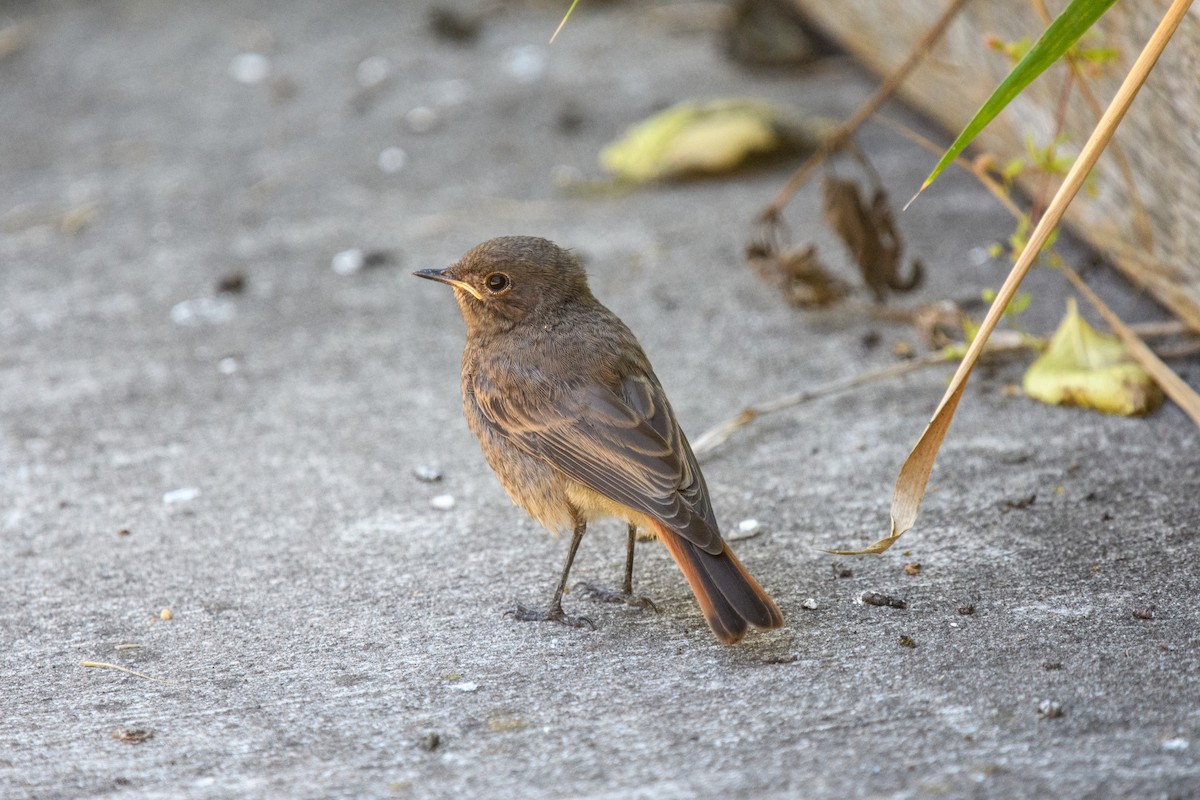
[693,337,1033,459]
[693,354,949,458]
[760,0,970,220]
[79,661,181,686]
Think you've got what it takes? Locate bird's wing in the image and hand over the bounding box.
[473,369,723,554]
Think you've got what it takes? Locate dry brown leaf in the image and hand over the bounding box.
[821,176,923,303]
[746,242,849,308]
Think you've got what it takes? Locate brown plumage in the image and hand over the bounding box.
[414,236,783,644]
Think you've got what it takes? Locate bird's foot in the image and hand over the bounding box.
[506,603,596,631]
[573,582,658,612]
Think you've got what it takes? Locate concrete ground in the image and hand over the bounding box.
[2,2,1198,798]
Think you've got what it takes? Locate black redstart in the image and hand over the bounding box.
[415,236,783,644]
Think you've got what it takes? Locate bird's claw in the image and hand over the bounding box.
[506,603,596,630]
[573,582,658,612]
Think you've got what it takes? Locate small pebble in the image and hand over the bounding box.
[898,635,916,648]
[159,608,173,621]
[736,518,761,535]
[413,465,443,483]
[958,604,976,616]
[117,528,131,537]
[762,653,798,664]
[1132,605,1156,620]
[446,681,477,692]
[416,733,441,752]
[903,562,921,575]
[162,487,200,505]
[1037,699,1064,719]
[355,55,391,87]
[968,245,992,266]
[218,356,239,375]
[435,78,470,106]
[1162,737,1189,752]
[503,45,547,83]
[331,248,365,276]
[229,52,270,84]
[859,591,907,609]
[216,273,245,294]
[405,106,438,133]
[551,164,584,188]
[430,494,456,511]
[110,727,154,744]
[428,7,482,43]
[170,296,236,326]
[377,146,408,174]
[800,597,818,610]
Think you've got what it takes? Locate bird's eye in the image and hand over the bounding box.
[485,273,511,293]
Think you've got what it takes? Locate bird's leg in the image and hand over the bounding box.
[574,523,657,611]
[507,512,595,630]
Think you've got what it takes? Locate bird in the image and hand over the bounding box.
[414,236,783,644]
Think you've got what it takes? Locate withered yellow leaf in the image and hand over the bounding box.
[1022,298,1163,416]
[600,98,823,182]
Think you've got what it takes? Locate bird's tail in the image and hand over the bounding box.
[653,521,784,644]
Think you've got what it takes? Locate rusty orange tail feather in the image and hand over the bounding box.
[653,521,783,644]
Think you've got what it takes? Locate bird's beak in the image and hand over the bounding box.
[413,267,483,300]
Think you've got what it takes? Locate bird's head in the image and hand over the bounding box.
[415,236,591,336]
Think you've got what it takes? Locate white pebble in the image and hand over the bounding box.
[737,518,761,535]
[1037,699,1064,718]
[163,487,200,505]
[413,465,443,483]
[503,45,547,83]
[377,146,407,174]
[169,296,236,326]
[801,597,818,610]
[331,248,365,276]
[405,106,438,133]
[1162,738,1190,751]
[229,52,270,84]
[430,494,456,511]
[968,245,992,266]
[355,55,391,87]
[447,681,478,692]
[551,164,583,188]
[217,356,239,375]
[435,78,470,106]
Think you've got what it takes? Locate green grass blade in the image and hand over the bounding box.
[550,0,583,44]
[915,0,1118,197]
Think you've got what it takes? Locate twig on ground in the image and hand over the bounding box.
[79,661,181,686]
[693,335,1029,459]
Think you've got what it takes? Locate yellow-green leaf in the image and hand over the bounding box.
[1022,298,1163,416]
[600,99,824,182]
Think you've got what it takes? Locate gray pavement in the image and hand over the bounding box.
[2,3,1198,799]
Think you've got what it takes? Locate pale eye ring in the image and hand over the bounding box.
[485,272,511,293]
